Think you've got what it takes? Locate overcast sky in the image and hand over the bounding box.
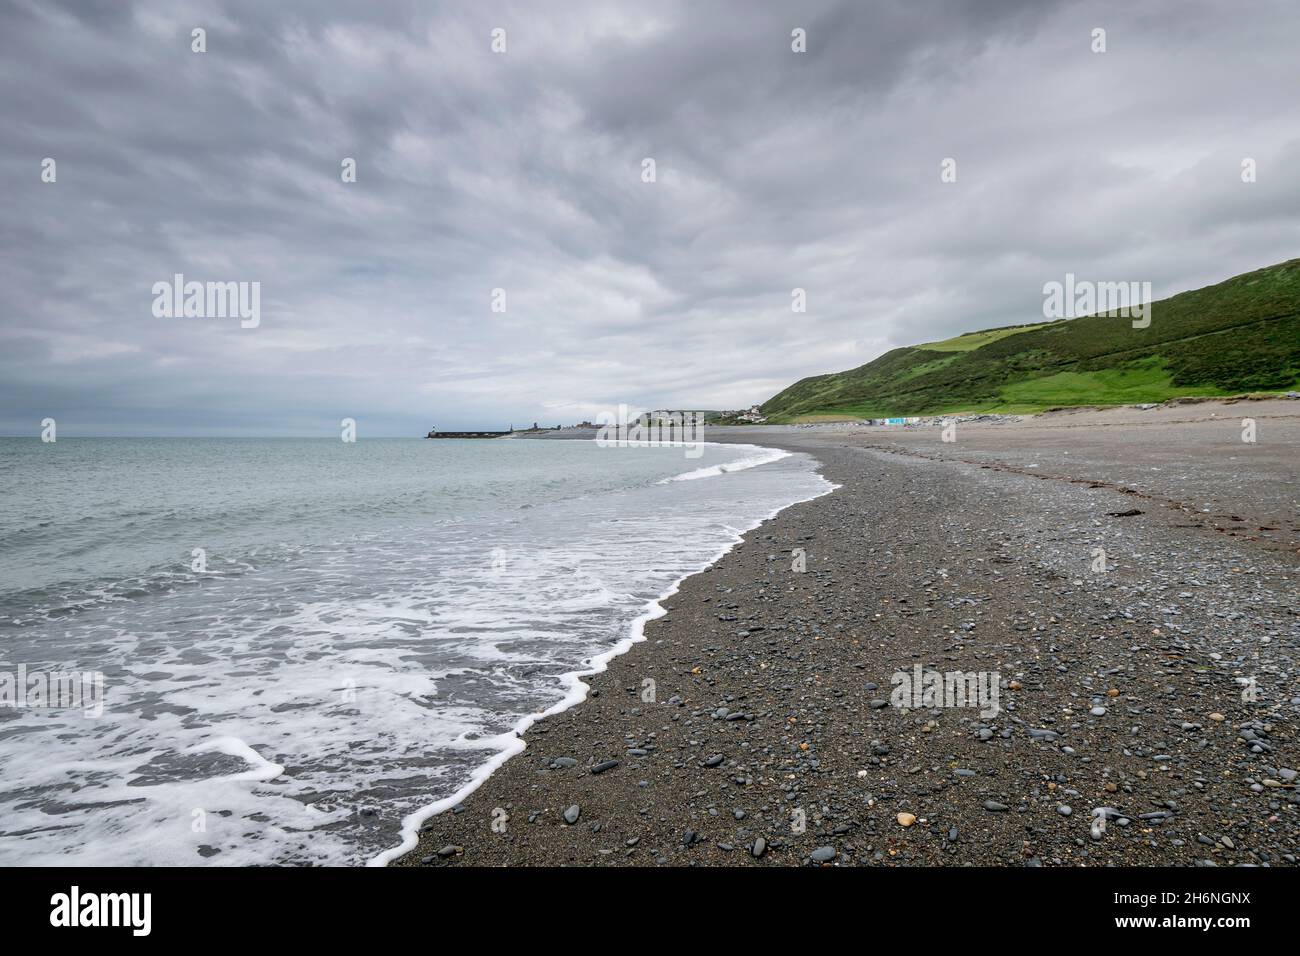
[2,0,1297,435]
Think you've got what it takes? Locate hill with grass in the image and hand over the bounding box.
[760,259,1300,422]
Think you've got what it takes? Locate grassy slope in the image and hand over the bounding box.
[918,321,1060,352]
[761,259,1300,422]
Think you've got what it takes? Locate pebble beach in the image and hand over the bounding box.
[396,399,1299,867]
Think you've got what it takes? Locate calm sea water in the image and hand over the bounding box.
[0,437,829,865]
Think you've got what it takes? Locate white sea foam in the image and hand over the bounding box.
[658,443,791,482]
[0,437,832,866]
[369,442,836,867]
[189,737,286,782]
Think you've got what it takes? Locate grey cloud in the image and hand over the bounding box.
[1,0,1297,434]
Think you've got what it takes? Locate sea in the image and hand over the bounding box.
[0,436,830,866]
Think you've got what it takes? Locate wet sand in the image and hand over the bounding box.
[395,399,1299,866]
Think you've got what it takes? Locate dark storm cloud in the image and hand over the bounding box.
[1,0,1297,434]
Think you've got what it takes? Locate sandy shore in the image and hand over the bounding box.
[395,399,1299,866]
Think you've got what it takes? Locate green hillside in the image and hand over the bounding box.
[761,260,1300,422]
